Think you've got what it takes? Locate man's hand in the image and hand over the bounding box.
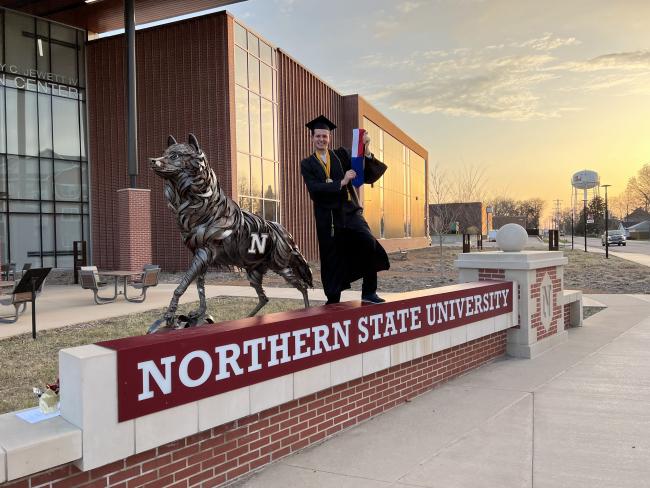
[363,132,372,157]
[341,169,357,187]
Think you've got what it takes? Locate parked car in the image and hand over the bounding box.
[487,230,497,242]
[601,230,626,246]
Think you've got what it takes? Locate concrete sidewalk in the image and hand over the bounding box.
[235,293,650,488]
[0,283,371,339]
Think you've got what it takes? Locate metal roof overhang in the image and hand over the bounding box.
[1,0,245,33]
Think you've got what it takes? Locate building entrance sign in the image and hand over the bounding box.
[0,64,81,98]
[99,280,513,422]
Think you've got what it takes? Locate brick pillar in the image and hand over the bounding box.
[455,251,569,358]
[116,188,152,272]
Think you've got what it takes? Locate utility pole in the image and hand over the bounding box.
[602,184,611,259]
[553,199,562,230]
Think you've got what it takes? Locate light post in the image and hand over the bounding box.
[583,193,588,252]
[602,184,611,259]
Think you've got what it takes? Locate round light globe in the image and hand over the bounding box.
[496,223,528,252]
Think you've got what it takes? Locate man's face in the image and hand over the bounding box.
[312,128,330,152]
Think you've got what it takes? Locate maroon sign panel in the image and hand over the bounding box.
[100,281,513,422]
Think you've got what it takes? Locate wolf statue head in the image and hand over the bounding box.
[150,134,208,182]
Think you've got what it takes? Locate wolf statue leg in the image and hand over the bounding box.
[276,267,310,309]
[148,249,211,333]
[246,268,269,317]
[183,273,215,326]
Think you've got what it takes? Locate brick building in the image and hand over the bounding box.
[0,5,428,271]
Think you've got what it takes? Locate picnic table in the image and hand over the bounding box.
[99,270,141,298]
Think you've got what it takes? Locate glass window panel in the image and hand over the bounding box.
[51,40,78,85]
[0,201,5,211]
[247,32,259,57]
[0,214,6,264]
[79,102,87,159]
[9,201,40,212]
[81,162,88,201]
[235,86,249,154]
[260,63,272,100]
[5,11,36,76]
[250,157,262,197]
[50,23,76,44]
[41,214,55,267]
[260,42,272,65]
[6,88,39,156]
[56,202,81,214]
[237,152,250,197]
[0,156,5,199]
[54,160,81,201]
[56,214,80,267]
[251,197,262,217]
[8,156,39,199]
[40,158,53,200]
[0,88,4,154]
[263,160,276,200]
[36,21,50,78]
[82,203,89,214]
[263,200,276,222]
[249,93,261,157]
[239,196,251,212]
[272,70,277,102]
[248,55,259,93]
[77,31,86,88]
[261,99,274,160]
[9,214,41,269]
[83,214,89,243]
[234,23,247,48]
[234,46,247,87]
[41,202,54,213]
[38,94,53,157]
[0,11,3,65]
[52,97,80,159]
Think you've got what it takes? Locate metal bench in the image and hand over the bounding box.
[79,266,116,304]
[125,266,160,303]
[0,287,31,323]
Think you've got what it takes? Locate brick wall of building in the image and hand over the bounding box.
[115,189,152,272]
[87,12,234,271]
[478,268,506,280]
[1,331,506,488]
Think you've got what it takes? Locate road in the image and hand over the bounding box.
[562,236,650,254]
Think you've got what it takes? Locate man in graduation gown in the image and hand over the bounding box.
[300,115,390,305]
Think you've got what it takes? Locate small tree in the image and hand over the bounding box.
[428,166,461,279]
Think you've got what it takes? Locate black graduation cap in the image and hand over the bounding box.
[305,115,337,134]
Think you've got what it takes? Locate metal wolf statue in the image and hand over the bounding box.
[147,134,313,333]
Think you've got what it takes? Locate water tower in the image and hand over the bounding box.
[571,170,600,251]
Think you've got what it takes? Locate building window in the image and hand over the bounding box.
[0,8,88,269]
[233,22,280,222]
[362,117,427,239]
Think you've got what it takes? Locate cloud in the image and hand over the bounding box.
[354,37,650,121]
[396,1,423,13]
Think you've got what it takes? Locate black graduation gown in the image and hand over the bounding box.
[300,147,390,297]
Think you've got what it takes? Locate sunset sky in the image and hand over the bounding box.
[223,0,650,217]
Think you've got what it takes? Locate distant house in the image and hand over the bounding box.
[624,208,650,227]
[429,202,485,235]
[627,220,650,240]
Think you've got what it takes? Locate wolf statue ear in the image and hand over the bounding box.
[188,133,201,153]
[167,135,177,146]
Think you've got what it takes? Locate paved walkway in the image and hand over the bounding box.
[234,293,650,488]
[0,283,370,339]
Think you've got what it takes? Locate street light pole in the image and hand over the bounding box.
[602,184,611,259]
[583,195,588,252]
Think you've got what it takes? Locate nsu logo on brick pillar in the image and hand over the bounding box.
[540,273,553,330]
[248,233,269,254]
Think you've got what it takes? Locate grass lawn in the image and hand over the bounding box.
[0,297,315,415]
